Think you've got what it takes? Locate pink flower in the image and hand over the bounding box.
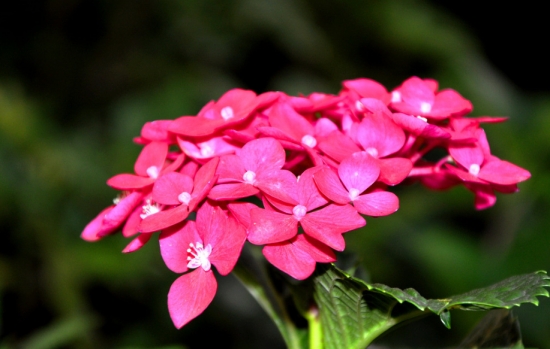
[208,138,286,200]
[247,167,365,251]
[390,76,473,120]
[314,152,399,217]
[159,201,246,328]
[169,89,259,138]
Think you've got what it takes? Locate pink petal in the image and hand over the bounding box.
[122,233,152,253]
[478,160,531,185]
[465,183,497,210]
[168,270,217,328]
[99,191,144,236]
[317,130,361,163]
[343,78,390,102]
[357,110,405,158]
[152,172,194,205]
[297,167,328,210]
[376,157,413,185]
[122,207,142,237]
[107,174,155,190]
[170,116,225,138]
[140,120,174,142]
[263,242,316,280]
[227,201,258,229]
[255,169,299,205]
[430,89,472,118]
[293,234,336,263]
[192,157,220,195]
[134,142,169,177]
[353,191,399,216]
[268,102,314,142]
[248,208,298,245]
[216,154,246,183]
[139,204,190,233]
[159,221,200,273]
[313,166,349,204]
[207,210,247,276]
[240,138,286,174]
[338,152,380,194]
[81,206,113,241]
[208,183,259,201]
[301,204,366,251]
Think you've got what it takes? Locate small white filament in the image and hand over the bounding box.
[187,242,212,271]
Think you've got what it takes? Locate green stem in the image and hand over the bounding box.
[304,307,322,349]
[232,244,305,349]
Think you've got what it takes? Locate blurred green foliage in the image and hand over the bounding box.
[0,0,548,348]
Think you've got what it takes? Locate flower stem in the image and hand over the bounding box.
[304,306,322,349]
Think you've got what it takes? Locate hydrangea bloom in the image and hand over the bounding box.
[83,76,530,328]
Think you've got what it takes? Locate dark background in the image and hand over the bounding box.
[1,1,549,348]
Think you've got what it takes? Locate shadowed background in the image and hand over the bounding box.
[1,1,549,348]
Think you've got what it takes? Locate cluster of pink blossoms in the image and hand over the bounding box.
[82,76,530,328]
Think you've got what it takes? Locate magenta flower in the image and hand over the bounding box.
[159,201,246,328]
[169,89,259,138]
[208,137,286,201]
[390,76,473,119]
[246,167,366,251]
[314,152,399,217]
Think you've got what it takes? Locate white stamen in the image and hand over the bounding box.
[140,199,160,219]
[146,166,160,179]
[186,242,212,271]
[292,205,307,220]
[301,134,317,148]
[355,100,365,112]
[416,115,428,122]
[420,102,432,114]
[243,170,257,184]
[391,91,401,103]
[220,106,234,120]
[349,188,360,201]
[469,164,481,176]
[366,147,379,158]
[178,192,191,205]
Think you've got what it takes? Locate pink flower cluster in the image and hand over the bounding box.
[81,76,530,328]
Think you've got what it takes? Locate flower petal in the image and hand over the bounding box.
[168,270,217,328]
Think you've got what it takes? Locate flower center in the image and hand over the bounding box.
[220,106,234,120]
[187,242,212,271]
[420,102,432,114]
[140,199,160,219]
[200,144,214,157]
[365,147,379,158]
[469,164,480,176]
[146,166,160,179]
[391,91,401,103]
[243,170,257,184]
[349,188,360,201]
[355,100,365,112]
[178,192,191,205]
[301,134,317,148]
[292,205,307,220]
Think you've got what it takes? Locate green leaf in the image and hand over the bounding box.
[313,265,549,349]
